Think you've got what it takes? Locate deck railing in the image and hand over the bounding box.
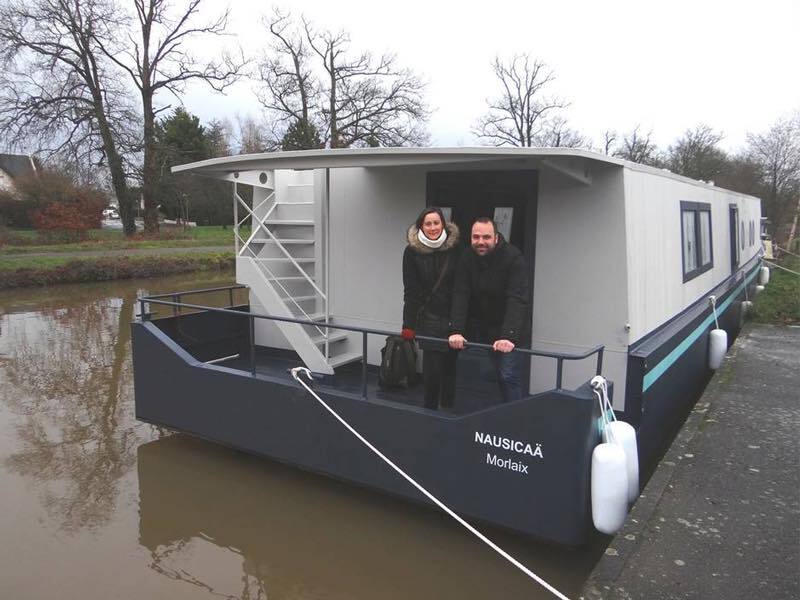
[138,285,605,398]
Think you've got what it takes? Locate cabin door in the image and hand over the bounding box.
[426,170,537,258]
[426,170,537,390]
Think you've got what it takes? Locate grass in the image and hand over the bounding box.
[750,255,800,324]
[0,225,249,254]
[0,251,235,289]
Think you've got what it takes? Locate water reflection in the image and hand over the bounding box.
[138,434,606,599]
[0,276,233,533]
[0,275,605,599]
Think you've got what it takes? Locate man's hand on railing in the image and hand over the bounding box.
[401,328,415,341]
[492,339,515,353]
[448,334,466,350]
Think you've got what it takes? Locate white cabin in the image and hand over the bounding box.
[174,147,761,411]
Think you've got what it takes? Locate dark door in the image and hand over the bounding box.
[426,170,538,392]
[729,205,739,273]
[426,170,537,259]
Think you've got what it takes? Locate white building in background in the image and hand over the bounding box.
[0,154,37,193]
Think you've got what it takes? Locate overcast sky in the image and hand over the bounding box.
[181,0,799,152]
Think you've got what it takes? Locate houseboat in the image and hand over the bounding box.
[131,147,762,546]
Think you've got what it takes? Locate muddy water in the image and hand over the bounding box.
[0,274,608,599]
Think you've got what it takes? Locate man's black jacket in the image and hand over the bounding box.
[449,238,530,344]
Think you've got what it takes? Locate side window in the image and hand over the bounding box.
[681,201,713,281]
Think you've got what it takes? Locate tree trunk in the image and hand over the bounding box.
[141,89,159,234]
[328,52,338,148]
[92,93,135,236]
[785,193,800,253]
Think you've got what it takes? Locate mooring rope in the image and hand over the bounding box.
[709,295,720,329]
[764,260,800,277]
[775,245,800,259]
[289,366,571,600]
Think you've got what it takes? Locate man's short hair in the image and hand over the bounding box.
[472,217,497,235]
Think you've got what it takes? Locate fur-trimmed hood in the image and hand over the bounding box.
[406,221,460,254]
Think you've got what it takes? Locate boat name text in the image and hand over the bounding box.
[474,431,543,458]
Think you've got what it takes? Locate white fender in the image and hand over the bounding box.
[756,284,765,294]
[708,328,727,369]
[591,442,628,534]
[604,421,639,502]
[759,266,770,285]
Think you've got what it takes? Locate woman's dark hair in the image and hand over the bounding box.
[415,207,447,230]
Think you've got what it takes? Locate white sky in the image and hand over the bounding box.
[181,0,800,152]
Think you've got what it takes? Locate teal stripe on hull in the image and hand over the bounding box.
[642,266,760,392]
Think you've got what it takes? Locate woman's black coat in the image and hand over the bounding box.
[402,222,461,342]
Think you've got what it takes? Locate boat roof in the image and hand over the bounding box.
[172,147,758,199]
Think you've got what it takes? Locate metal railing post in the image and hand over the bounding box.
[556,358,564,390]
[139,298,147,321]
[596,348,604,376]
[362,332,368,399]
[249,314,256,376]
[228,288,234,308]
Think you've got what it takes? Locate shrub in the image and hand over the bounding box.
[1,170,107,238]
[0,190,38,228]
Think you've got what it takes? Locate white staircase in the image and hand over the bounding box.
[233,170,360,374]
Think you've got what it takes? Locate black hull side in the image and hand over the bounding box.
[626,257,762,466]
[132,320,603,546]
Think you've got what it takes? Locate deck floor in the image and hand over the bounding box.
[221,347,510,414]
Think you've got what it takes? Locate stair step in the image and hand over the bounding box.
[311,331,349,346]
[258,257,315,263]
[276,200,314,205]
[328,351,363,369]
[251,239,314,245]
[267,276,312,282]
[263,220,314,226]
[283,295,318,303]
[287,183,314,187]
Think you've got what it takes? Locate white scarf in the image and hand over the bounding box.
[418,227,447,249]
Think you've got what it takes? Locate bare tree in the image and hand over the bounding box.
[0,0,138,234]
[474,54,567,147]
[304,19,429,148]
[234,114,276,154]
[254,12,428,149]
[613,126,662,166]
[667,124,727,182]
[256,9,320,145]
[532,115,588,148]
[602,130,617,155]
[97,0,245,232]
[745,113,800,243]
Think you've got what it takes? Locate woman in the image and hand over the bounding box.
[402,207,461,410]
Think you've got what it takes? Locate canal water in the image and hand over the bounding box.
[0,274,609,599]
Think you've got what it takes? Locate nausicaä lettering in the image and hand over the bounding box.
[474,431,543,459]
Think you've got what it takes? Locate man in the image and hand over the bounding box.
[448,217,530,403]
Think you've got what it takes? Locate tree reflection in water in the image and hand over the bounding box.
[0,284,159,533]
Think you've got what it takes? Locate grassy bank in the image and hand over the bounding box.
[0,225,248,254]
[751,256,799,324]
[0,252,234,289]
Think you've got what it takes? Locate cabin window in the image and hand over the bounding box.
[681,201,713,281]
